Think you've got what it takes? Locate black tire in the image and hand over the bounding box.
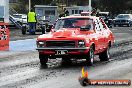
[127,24,130,27]
[61,58,72,66]
[46,25,52,32]
[41,26,45,34]
[86,46,94,66]
[114,24,116,27]
[39,53,48,67]
[22,26,26,35]
[118,25,121,27]
[99,46,110,61]
[17,21,22,25]
[109,25,112,28]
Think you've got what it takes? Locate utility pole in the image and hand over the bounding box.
[29,0,31,11]
[67,0,68,6]
[62,0,63,10]
[89,0,91,16]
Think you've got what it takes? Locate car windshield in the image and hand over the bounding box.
[13,15,22,18]
[54,18,93,31]
[22,15,27,19]
[117,15,130,18]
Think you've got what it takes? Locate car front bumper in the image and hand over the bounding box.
[36,47,89,50]
[36,47,90,56]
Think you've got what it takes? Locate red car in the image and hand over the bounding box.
[36,16,114,67]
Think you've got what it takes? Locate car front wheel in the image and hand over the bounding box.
[99,46,110,61]
[86,46,94,66]
[39,53,48,67]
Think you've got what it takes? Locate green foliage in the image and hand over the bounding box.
[10,0,132,14]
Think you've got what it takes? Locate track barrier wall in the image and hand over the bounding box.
[0,23,9,51]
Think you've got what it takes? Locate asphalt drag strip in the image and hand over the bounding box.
[0,38,132,88]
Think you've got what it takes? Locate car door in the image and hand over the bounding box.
[94,18,104,52]
[99,18,110,48]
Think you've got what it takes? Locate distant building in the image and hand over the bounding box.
[65,6,92,15]
[0,0,9,22]
[35,5,58,23]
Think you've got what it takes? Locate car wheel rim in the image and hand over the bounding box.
[107,47,110,58]
[90,49,94,63]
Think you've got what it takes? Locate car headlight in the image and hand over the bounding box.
[78,40,85,47]
[127,20,131,22]
[37,41,45,48]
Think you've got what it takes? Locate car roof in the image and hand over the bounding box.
[98,12,109,14]
[118,14,132,15]
[13,14,27,16]
[60,16,98,20]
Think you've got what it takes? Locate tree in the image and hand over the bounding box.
[31,0,52,8]
[10,0,132,14]
[95,0,132,14]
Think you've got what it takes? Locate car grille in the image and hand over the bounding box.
[46,40,76,48]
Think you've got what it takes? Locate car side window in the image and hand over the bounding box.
[87,20,94,30]
[94,19,101,31]
[98,19,104,30]
[99,18,108,29]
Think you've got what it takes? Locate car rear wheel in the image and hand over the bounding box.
[22,25,26,35]
[41,25,45,34]
[86,46,94,66]
[108,25,112,28]
[127,24,130,27]
[39,53,48,67]
[99,46,110,61]
[114,24,116,27]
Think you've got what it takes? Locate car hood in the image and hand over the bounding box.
[52,28,77,38]
[37,28,92,40]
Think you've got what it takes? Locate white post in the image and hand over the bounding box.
[89,0,91,16]
[29,0,31,11]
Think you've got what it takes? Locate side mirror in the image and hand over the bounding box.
[80,25,91,31]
